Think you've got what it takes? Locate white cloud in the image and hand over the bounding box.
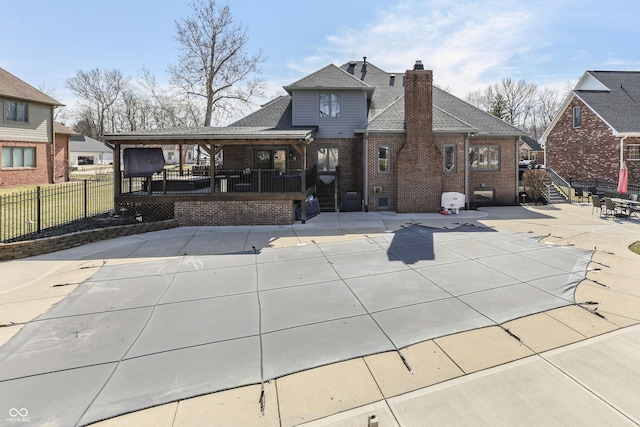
[290,0,553,97]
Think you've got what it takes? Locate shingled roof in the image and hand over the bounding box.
[235,59,523,137]
[574,71,640,134]
[0,68,63,106]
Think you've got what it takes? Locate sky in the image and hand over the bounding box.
[2,0,639,125]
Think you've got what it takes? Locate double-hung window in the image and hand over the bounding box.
[5,99,29,122]
[572,106,581,128]
[2,147,36,168]
[317,147,339,171]
[378,145,390,173]
[319,93,341,118]
[443,145,456,172]
[628,144,640,161]
[469,146,500,171]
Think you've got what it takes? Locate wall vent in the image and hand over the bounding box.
[378,196,390,210]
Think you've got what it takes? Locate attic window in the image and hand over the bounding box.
[320,93,341,118]
[389,74,395,86]
[572,106,581,128]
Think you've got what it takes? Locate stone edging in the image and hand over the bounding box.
[0,219,179,261]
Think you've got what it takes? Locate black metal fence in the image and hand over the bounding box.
[569,178,640,201]
[0,180,114,242]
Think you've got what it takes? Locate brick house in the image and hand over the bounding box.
[519,135,544,164]
[541,71,640,185]
[105,59,524,225]
[0,68,69,188]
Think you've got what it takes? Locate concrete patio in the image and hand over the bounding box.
[1,203,639,426]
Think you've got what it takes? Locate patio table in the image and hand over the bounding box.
[611,198,640,219]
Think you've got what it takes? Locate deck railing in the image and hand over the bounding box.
[119,167,317,195]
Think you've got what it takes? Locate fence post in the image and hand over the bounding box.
[84,179,88,219]
[37,186,42,234]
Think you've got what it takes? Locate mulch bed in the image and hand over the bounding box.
[7,213,141,243]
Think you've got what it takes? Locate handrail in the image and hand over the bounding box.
[545,167,571,202]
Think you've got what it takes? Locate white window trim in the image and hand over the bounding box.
[377,144,390,173]
[572,106,581,128]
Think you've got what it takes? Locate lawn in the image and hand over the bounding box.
[0,178,114,242]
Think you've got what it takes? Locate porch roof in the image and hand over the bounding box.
[103,126,317,143]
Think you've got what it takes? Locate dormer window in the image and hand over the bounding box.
[572,106,581,128]
[319,93,340,118]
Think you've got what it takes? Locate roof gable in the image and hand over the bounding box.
[0,68,63,106]
[284,64,372,93]
[70,135,111,152]
[574,71,640,134]
[236,60,524,137]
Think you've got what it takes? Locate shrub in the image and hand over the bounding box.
[523,169,551,203]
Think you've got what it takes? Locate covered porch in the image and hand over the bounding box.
[104,127,318,225]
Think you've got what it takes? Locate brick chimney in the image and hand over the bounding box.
[396,60,441,212]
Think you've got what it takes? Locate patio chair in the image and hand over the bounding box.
[591,196,603,216]
[603,197,620,217]
[574,186,585,202]
[587,186,599,200]
[629,194,639,219]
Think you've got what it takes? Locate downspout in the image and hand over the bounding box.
[620,135,627,168]
[464,132,471,210]
[51,106,56,184]
[515,137,519,203]
[364,131,369,210]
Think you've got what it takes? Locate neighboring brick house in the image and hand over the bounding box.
[105,59,524,225]
[541,71,640,185]
[0,68,67,188]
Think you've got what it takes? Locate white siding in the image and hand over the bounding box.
[0,100,52,143]
[292,90,368,138]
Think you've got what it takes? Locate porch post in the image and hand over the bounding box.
[301,142,307,223]
[113,142,121,211]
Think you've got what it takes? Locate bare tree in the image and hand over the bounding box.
[486,78,537,127]
[139,67,201,128]
[66,69,129,137]
[467,78,565,139]
[169,0,266,126]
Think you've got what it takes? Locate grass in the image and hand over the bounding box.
[630,241,640,256]
[0,179,114,242]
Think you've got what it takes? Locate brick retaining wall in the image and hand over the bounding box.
[0,219,178,261]
[175,200,295,226]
